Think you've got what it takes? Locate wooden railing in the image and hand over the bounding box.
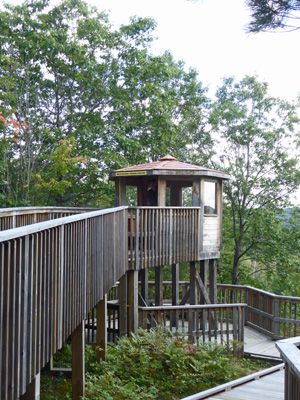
[139,304,245,357]
[128,207,201,269]
[276,337,300,400]
[0,207,127,400]
[217,284,300,340]
[0,206,97,231]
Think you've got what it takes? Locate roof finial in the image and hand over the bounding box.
[159,155,177,162]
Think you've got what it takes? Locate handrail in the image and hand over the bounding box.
[139,303,246,358]
[216,284,300,340]
[128,206,201,269]
[276,337,300,400]
[0,205,205,400]
[0,206,128,399]
[0,206,99,231]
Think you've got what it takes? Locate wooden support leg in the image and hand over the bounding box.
[209,259,218,331]
[20,373,40,400]
[72,321,85,400]
[199,260,208,305]
[96,294,107,362]
[190,261,198,305]
[172,263,179,327]
[189,262,198,341]
[209,259,217,304]
[119,273,128,337]
[139,269,149,306]
[155,266,163,306]
[128,270,138,334]
[172,263,179,306]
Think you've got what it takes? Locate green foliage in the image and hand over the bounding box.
[210,75,300,285]
[41,328,270,400]
[83,328,269,400]
[0,0,211,207]
[246,0,300,32]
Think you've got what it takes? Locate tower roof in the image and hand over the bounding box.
[109,155,230,180]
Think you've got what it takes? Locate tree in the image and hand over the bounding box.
[0,0,211,207]
[246,0,300,32]
[209,76,300,284]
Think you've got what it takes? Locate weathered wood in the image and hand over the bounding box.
[180,364,284,400]
[128,270,138,334]
[172,264,179,306]
[155,266,163,306]
[118,274,127,337]
[139,303,245,349]
[72,321,85,400]
[96,295,107,362]
[20,373,40,400]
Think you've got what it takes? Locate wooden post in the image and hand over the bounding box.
[272,298,280,339]
[189,262,198,341]
[72,321,85,400]
[96,294,107,362]
[115,177,126,206]
[157,176,167,206]
[128,270,139,334]
[119,273,128,337]
[190,261,198,305]
[172,263,179,305]
[139,269,149,305]
[199,260,208,304]
[209,259,217,304]
[172,263,179,327]
[155,266,163,306]
[20,374,40,400]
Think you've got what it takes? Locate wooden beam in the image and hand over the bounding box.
[172,264,179,305]
[209,259,217,304]
[139,269,148,305]
[199,260,208,305]
[96,295,107,362]
[72,321,85,400]
[157,176,167,206]
[155,266,163,306]
[195,270,211,305]
[118,273,128,337]
[128,270,139,334]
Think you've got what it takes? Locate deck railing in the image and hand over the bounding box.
[0,206,98,231]
[139,303,245,358]
[128,207,201,269]
[0,207,127,400]
[217,284,300,340]
[276,337,300,400]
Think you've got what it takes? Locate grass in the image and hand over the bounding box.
[41,327,270,400]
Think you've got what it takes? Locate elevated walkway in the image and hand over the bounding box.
[182,364,284,400]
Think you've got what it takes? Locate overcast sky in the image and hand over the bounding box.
[1,0,299,101]
[95,0,300,102]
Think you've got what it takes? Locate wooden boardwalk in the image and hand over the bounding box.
[244,325,281,361]
[202,368,284,400]
[181,326,284,400]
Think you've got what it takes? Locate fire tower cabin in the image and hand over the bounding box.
[109,155,230,335]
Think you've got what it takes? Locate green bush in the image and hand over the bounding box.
[41,327,270,400]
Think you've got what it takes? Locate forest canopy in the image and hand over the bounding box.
[1,0,300,291]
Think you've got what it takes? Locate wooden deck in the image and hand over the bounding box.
[202,368,284,400]
[244,325,281,361]
[180,326,284,400]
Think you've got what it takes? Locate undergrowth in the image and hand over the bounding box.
[41,327,270,400]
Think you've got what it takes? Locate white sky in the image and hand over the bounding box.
[1,0,299,101]
[94,0,300,102]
